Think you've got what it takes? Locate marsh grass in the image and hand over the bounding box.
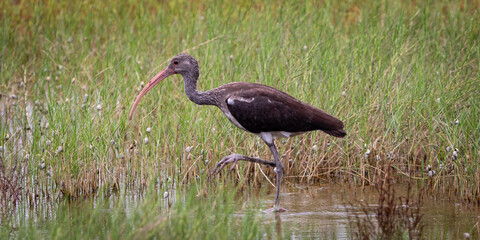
[347,164,425,239]
[0,0,479,237]
[1,182,269,239]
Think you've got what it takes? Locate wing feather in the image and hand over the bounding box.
[224,84,345,137]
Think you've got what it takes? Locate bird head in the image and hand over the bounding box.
[168,53,199,78]
[129,53,199,120]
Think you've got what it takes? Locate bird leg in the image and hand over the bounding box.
[210,153,276,175]
[210,134,287,212]
[266,142,287,212]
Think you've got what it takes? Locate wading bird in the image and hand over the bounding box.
[129,53,346,212]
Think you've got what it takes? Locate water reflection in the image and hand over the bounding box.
[242,184,479,239]
[274,213,282,240]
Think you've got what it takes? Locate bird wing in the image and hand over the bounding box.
[224,83,345,136]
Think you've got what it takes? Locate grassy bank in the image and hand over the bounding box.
[1,0,479,237]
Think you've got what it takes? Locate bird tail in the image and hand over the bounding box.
[323,129,347,138]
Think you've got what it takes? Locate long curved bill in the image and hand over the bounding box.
[129,67,175,120]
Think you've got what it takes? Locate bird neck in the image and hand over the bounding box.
[183,72,216,106]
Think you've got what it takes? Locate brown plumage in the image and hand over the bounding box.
[129,53,346,212]
[218,82,346,136]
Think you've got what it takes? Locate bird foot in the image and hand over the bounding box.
[264,206,288,213]
[210,154,241,175]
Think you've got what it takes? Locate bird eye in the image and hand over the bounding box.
[173,61,178,65]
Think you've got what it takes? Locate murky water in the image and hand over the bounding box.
[239,184,479,239]
[3,178,479,239]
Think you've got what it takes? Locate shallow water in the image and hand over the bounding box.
[241,184,479,239]
[4,180,479,239]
